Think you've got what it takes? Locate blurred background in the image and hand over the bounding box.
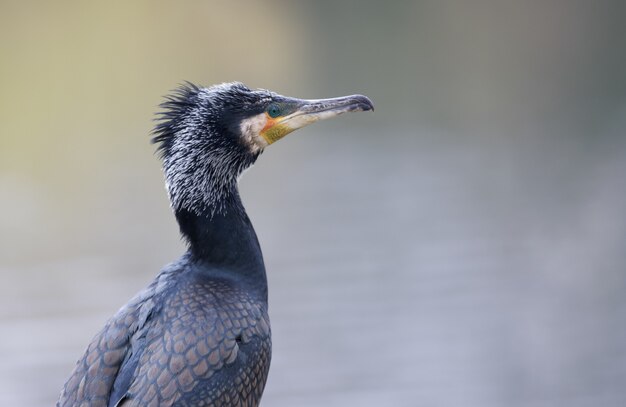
[1,1,626,406]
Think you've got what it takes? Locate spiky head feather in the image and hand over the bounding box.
[152,82,272,215]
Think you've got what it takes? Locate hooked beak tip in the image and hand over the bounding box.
[354,95,374,112]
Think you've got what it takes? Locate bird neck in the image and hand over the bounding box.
[174,191,267,299]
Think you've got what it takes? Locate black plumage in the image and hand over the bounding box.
[58,82,372,406]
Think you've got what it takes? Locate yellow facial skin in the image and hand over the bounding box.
[260,115,292,144]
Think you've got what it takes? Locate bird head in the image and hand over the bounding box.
[153,82,373,215]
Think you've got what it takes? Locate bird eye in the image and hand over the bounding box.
[267,104,282,118]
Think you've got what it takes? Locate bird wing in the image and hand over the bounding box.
[57,301,146,407]
[57,265,176,407]
[114,277,271,406]
[59,263,271,407]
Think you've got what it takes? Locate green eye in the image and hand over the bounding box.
[267,104,282,118]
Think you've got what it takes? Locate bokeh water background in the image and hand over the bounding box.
[1,1,626,405]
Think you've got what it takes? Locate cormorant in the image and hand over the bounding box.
[57,82,373,407]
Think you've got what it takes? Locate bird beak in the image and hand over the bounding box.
[260,94,374,145]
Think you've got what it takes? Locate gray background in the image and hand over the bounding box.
[1,1,625,406]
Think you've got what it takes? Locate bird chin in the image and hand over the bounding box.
[239,113,270,153]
